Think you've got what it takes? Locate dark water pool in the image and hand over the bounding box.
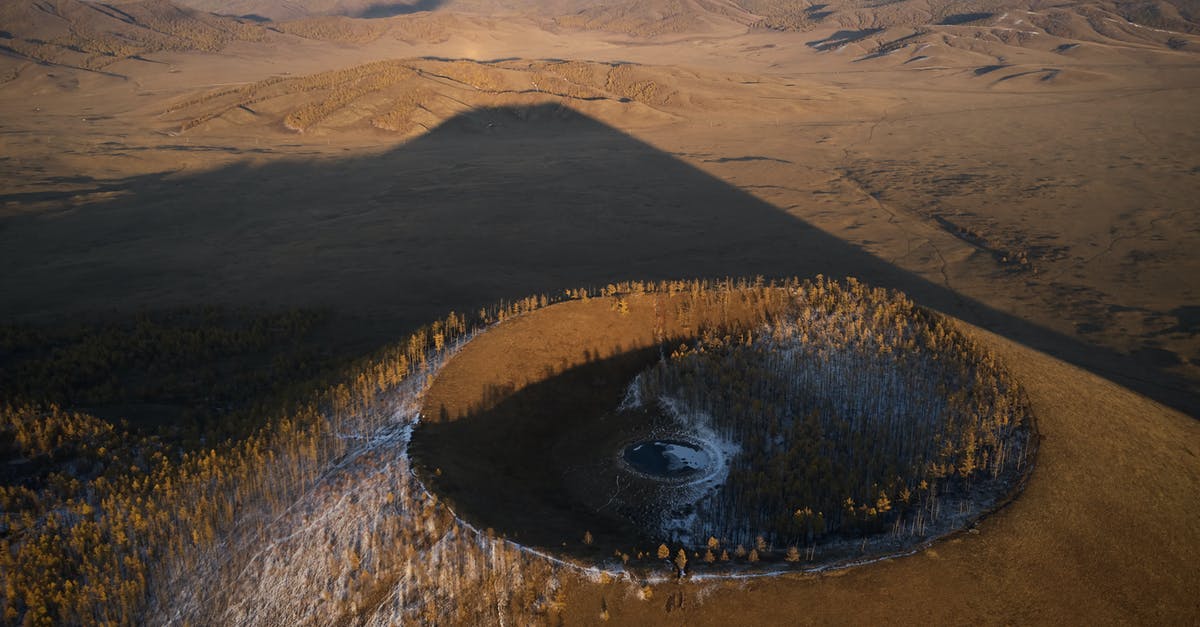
[623,440,710,478]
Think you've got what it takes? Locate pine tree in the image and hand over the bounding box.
[674,548,688,573]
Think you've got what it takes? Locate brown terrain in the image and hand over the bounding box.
[0,0,1197,622]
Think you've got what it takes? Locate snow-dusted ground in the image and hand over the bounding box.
[618,371,743,544]
[150,332,678,624]
[148,335,576,625]
[145,330,784,624]
[660,442,708,473]
[146,298,1032,623]
[624,394,741,545]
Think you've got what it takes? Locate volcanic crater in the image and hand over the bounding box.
[410,279,1037,573]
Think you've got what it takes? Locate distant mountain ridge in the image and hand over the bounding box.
[0,0,267,72]
[166,0,445,21]
[163,0,1200,37]
[0,0,1193,78]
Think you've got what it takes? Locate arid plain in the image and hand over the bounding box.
[1,0,1198,623]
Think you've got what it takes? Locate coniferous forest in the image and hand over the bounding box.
[0,278,1036,625]
[627,278,1035,550]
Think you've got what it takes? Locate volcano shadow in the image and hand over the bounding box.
[411,345,664,553]
[0,103,1194,416]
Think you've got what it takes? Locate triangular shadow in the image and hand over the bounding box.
[0,103,1193,416]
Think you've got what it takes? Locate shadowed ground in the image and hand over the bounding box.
[0,103,1196,417]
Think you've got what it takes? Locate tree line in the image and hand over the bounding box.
[0,277,1031,623]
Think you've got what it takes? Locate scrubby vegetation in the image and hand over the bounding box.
[271,16,390,43]
[0,0,265,72]
[165,57,676,133]
[552,0,746,37]
[740,0,831,31]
